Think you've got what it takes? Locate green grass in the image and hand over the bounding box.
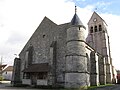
[87,84,114,90]
[60,88,87,90]
[11,84,114,90]
[59,84,114,90]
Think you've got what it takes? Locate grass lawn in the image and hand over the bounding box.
[59,84,114,90]
[87,84,114,90]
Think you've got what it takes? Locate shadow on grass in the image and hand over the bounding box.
[9,84,114,90]
[59,84,114,90]
[87,84,114,90]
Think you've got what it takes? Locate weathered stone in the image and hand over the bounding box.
[65,17,89,88]
[12,58,21,86]
[98,56,106,85]
[90,52,99,86]
[87,12,114,84]
[12,9,115,88]
[65,73,89,88]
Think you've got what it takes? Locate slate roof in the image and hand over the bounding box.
[71,13,86,29]
[3,66,13,72]
[0,64,7,69]
[22,63,49,73]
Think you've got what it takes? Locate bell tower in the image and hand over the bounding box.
[86,12,113,84]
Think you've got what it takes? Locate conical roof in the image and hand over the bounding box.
[71,13,83,25]
[70,6,86,29]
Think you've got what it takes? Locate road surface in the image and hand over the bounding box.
[92,84,120,90]
[0,81,120,90]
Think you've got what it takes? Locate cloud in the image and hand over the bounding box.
[95,1,112,12]
[80,4,120,69]
[0,0,120,70]
[0,0,75,65]
[100,13,120,70]
[0,31,27,65]
[6,32,26,44]
[76,0,86,1]
[96,1,112,6]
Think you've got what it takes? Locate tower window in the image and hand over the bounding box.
[94,26,97,32]
[99,25,102,31]
[43,35,45,38]
[90,27,93,33]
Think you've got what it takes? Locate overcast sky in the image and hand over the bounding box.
[0,0,120,70]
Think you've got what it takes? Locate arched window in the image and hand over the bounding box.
[90,26,93,33]
[99,25,102,31]
[94,26,97,32]
[86,53,90,73]
[43,34,45,38]
[25,45,34,67]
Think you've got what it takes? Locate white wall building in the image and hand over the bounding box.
[2,66,13,81]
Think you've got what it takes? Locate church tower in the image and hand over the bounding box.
[65,6,89,88]
[86,12,113,83]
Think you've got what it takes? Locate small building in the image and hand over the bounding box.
[117,70,120,84]
[0,64,7,76]
[112,66,117,83]
[2,66,13,81]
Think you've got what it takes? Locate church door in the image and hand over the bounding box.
[31,73,37,86]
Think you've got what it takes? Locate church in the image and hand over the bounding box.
[12,6,117,88]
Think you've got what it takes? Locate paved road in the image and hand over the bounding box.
[0,81,41,90]
[0,81,120,90]
[93,84,120,90]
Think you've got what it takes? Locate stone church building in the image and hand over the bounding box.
[12,7,116,88]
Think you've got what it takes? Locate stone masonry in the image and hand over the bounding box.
[90,51,99,86]
[12,7,116,88]
[12,58,21,86]
[65,25,89,88]
[86,12,114,84]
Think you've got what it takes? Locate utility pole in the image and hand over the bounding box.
[0,56,2,65]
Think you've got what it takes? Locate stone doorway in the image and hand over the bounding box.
[31,73,37,86]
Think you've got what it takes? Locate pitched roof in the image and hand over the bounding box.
[70,8,86,29]
[71,6,86,29]
[88,11,107,26]
[22,63,50,73]
[0,64,7,69]
[71,13,83,25]
[3,66,13,72]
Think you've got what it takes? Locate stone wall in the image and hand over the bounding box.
[65,26,89,88]
[87,12,113,84]
[98,56,106,85]
[37,80,48,85]
[12,58,21,86]
[22,79,31,85]
[19,17,70,87]
[90,51,99,86]
[17,11,114,88]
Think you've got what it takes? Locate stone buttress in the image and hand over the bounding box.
[90,51,99,86]
[98,56,106,85]
[12,58,21,86]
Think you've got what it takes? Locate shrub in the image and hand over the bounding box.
[0,76,4,81]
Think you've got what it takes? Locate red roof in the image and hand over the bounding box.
[0,64,7,69]
[3,66,13,72]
